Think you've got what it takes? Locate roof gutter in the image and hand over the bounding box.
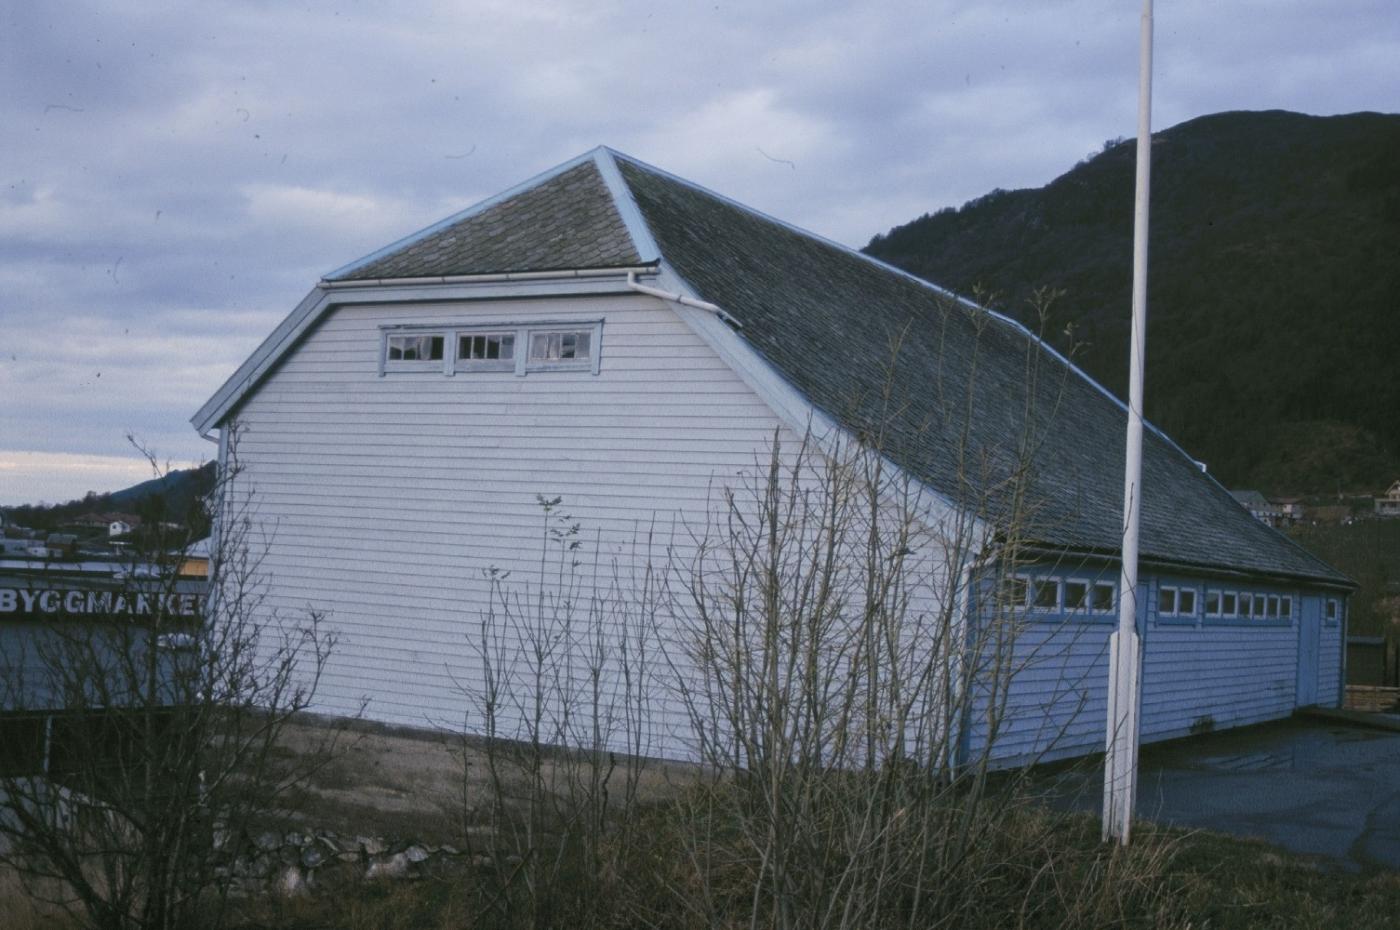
[319,265,660,290]
[625,271,742,328]
[1014,542,1357,592]
[195,265,671,437]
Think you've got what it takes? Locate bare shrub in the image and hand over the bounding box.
[456,496,660,928]
[0,430,336,930]
[443,292,1181,928]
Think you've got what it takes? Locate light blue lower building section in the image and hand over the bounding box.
[965,561,1348,767]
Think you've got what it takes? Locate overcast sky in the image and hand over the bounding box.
[1,1,1396,505]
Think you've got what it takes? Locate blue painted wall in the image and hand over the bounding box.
[964,560,1346,766]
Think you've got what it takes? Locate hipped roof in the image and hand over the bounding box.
[249,148,1349,586]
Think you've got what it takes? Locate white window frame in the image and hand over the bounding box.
[1177,586,1197,616]
[1221,591,1239,619]
[1063,578,1091,613]
[1004,575,1031,611]
[1090,581,1116,614]
[382,330,449,374]
[1029,576,1062,612]
[1204,589,1222,618]
[1281,595,1293,619]
[454,329,518,374]
[379,320,603,378]
[1252,593,1267,619]
[524,323,603,374]
[1157,585,1179,616]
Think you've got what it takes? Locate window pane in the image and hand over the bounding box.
[1326,599,1338,620]
[1267,595,1279,618]
[1281,596,1292,618]
[530,333,557,360]
[459,333,515,363]
[1032,579,1060,610]
[1205,591,1221,616]
[1253,595,1267,618]
[388,334,443,362]
[1179,589,1196,615]
[1064,581,1088,610]
[528,329,591,363]
[1092,582,1115,612]
[1222,593,1238,616]
[1158,587,1177,615]
[1005,577,1028,608]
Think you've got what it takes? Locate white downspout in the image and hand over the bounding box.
[626,271,742,328]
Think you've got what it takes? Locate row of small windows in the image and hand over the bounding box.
[1008,577,1117,614]
[382,324,598,375]
[1009,575,1334,625]
[1161,586,1292,621]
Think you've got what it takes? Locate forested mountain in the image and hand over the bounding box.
[3,462,216,535]
[865,110,1400,494]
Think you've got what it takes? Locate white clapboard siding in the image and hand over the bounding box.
[221,288,1341,769]
[224,293,867,757]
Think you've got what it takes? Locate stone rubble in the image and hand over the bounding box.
[215,827,482,896]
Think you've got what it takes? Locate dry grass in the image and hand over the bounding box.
[7,722,1399,929]
[0,865,77,930]
[220,808,1400,930]
[270,716,696,845]
[1165,830,1400,930]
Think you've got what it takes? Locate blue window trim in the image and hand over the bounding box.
[1201,616,1292,629]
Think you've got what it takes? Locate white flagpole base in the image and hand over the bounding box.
[1103,626,1141,843]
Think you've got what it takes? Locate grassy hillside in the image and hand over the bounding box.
[865,110,1400,494]
[1289,519,1400,638]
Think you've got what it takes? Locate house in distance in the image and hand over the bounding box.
[193,148,1352,766]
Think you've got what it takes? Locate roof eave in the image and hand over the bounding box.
[191,267,664,437]
[1015,541,1356,591]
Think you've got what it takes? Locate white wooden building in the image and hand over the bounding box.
[193,148,1351,765]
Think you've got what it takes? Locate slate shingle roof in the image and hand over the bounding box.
[331,161,643,280]
[612,156,1345,585]
[313,148,1347,586]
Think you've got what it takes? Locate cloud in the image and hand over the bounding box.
[0,0,1396,504]
[0,451,202,507]
[240,184,425,242]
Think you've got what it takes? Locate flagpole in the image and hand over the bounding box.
[1104,0,1152,846]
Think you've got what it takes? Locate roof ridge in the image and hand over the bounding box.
[322,148,606,281]
[608,150,974,304]
[591,148,662,263]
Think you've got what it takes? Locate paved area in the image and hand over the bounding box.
[1043,716,1400,871]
